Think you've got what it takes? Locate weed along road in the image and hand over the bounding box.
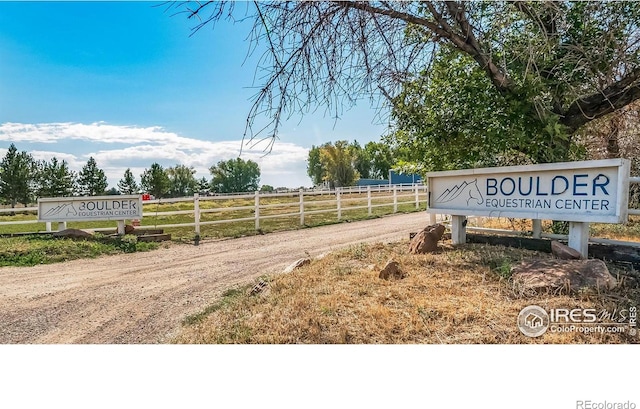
[0,212,428,344]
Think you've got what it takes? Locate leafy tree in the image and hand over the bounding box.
[166,164,197,197]
[349,140,370,180]
[0,144,34,207]
[105,187,120,195]
[209,158,260,193]
[173,2,640,159]
[319,141,359,188]
[364,142,394,179]
[309,140,394,185]
[260,184,275,193]
[307,145,325,186]
[117,168,139,195]
[77,156,108,196]
[35,157,76,198]
[140,163,170,198]
[197,177,210,195]
[388,49,547,172]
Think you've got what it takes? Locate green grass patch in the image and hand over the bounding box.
[182,285,251,326]
[0,234,159,267]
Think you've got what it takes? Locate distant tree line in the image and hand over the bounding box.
[0,143,262,207]
[307,140,395,188]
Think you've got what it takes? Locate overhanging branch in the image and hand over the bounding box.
[562,69,640,132]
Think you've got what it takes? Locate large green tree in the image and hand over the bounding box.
[318,141,359,188]
[0,144,34,208]
[77,157,108,196]
[209,158,261,193]
[117,168,139,195]
[363,141,394,179]
[388,49,550,172]
[308,140,392,187]
[197,176,210,195]
[173,2,640,158]
[167,164,198,197]
[307,145,325,186]
[140,163,170,199]
[35,157,76,198]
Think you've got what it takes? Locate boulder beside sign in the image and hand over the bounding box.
[38,195,143,222]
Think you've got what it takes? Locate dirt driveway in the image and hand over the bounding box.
[0,212,429,344]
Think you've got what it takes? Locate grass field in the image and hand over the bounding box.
[174,241,639,344]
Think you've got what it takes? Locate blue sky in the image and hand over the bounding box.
[0,1,389,188]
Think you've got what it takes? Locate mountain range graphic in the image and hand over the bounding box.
[436,179,484,205]
[43,203,78,217]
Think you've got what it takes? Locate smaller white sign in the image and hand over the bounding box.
[426,159,630,223]
[38,195,143,222]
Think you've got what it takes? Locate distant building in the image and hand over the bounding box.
[356,178,388,187]
[389,171,422,185]
[355,172,422,187]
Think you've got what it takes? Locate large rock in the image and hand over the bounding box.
[512,259,616,292]
[379,260,406,280]
[551,241,582,260]
[52,228,94,239]
[409,224,446,254]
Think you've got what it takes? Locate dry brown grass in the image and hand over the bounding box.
[472,216,640,242]
[175,241,639,344]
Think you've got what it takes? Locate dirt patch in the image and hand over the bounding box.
[0,212,429,343]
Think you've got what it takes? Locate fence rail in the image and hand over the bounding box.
[1,178,638,240]
[0,184,428,234]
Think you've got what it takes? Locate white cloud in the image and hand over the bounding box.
[0,122,312,188]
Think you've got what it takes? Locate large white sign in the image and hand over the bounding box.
[38,195,143,222]
[426,159,630,223]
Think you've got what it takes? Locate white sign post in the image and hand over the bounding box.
[426,159,630,257]
[38,195,143,235]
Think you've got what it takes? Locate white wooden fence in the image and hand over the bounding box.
[1,178,638,243]
[0,184,427,234]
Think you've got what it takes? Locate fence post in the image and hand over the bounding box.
[393,185,398,213]
[299,189,304,226]
[415,184,420,209]
[337,188,342,220]
[254,191,260,230]
[194,193,200,243]
[367,185,372,216]
[46,222,52,232]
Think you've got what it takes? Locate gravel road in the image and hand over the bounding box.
[0,212,428,344]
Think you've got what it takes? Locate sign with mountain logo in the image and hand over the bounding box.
[426,159,630,223]
[38,195,143,222]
